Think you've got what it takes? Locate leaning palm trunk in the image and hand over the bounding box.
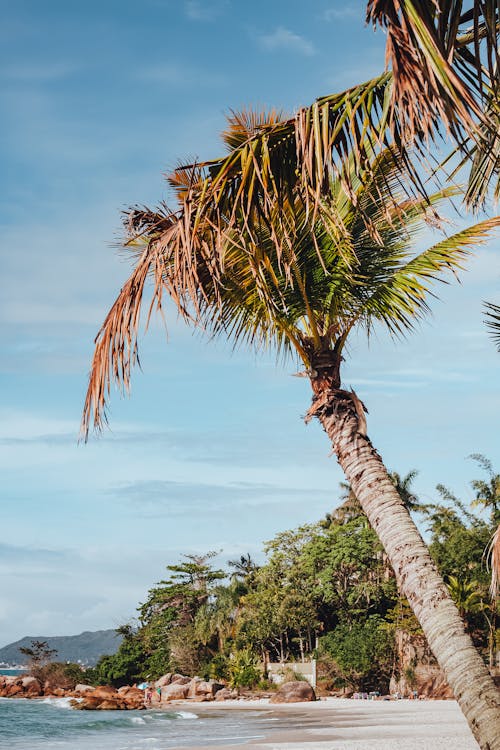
[310,383,500,750]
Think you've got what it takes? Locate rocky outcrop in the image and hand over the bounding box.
[160,682,190,701]
[215,687,239,701]
[269,681,316,703]
[389,629,454,699]
[72,685,145,710]
[0,674,41,697]
[0,670,258,708]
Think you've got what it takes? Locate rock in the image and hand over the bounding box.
[160,682,190,701]
[95,699,124,710]
[74,683,94,693]
[269,681,316,703]
[155,673,172,687]
[92,686,119,700]
[73,697,101,710]
[214,687,238,701]
[171,674,191,685]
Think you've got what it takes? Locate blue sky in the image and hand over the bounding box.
[1,0,499,649]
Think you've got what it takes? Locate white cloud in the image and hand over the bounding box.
[323,6,358,21]
[184,0,228,21]
[257,27,315,57]
[0,62,78,83]
[136,63,227,88]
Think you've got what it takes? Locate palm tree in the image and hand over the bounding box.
[447,575,483,630]
[81,115,500,747]
[469,454,500,599]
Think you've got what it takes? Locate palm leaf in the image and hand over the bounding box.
[484,301,500,350]
[366,1,500,208]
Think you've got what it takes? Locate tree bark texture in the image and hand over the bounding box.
[313,387,500,750]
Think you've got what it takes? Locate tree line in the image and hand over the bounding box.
[89,456,499,694]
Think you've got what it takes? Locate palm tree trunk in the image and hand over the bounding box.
[312,386,500,750]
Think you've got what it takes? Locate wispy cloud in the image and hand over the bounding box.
[110,478,331,515]
[257,27,315,57]
[0,62,78,83]
[135,62,227,88]
[184,0,228,22]
[323,6,358,21]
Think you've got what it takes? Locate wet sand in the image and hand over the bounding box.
[176,698,479,750]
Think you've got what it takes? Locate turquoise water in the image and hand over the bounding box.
[0,698,284,749]
[0,669,26,676]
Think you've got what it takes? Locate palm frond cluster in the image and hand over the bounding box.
[366,1,500,207]
[82,107,499,436]
[484,301,500,351]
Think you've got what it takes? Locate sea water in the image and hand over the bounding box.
[0,698,284,749]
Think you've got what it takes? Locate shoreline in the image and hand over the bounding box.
[166,698,480,750]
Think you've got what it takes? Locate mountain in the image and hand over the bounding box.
[0,630,122,667]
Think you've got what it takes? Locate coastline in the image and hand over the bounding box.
[168,697,480,750]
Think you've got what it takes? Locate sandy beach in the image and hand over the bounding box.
[177,698,480,750]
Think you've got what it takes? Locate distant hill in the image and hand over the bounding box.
[0,630,122,667]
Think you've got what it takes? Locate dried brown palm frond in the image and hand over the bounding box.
[81,107,500,438]
[487,523,500,598]
[169,74,433,262]
[366,1,500,208]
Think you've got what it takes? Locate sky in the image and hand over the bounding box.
[1,0,499,650]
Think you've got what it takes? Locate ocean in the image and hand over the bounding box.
[0,698,285,749]
[0,669,26,676]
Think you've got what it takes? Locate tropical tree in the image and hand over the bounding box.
[469,454,500,600]
[81,117,500,747]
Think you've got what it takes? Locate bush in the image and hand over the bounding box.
[36,662,87,690]
[208,654,229,681]
[320,616,394,692]
[228,649,261,689]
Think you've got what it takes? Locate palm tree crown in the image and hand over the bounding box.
[82,115,498,436]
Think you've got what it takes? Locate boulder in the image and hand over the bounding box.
[74,684,94,693]
[95,699,124,710]
[214,687,239,701]
[72,696,102,710]
[155,673,173,687]
[188,678,225,698]
[115,686,146,708]
[171,674,191,685]
[91,686,119,700]
[160,682,190,701]
[269,681,316,704]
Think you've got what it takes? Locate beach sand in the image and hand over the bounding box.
[176,698,480,750]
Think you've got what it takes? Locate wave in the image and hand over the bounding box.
[41,697,78,709]
[175,711,198,720]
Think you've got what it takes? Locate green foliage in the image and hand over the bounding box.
[90,630,147,687]
[19,640,58,670]
[208,654,230,681]
[320,616,395,691]
[87,462,499,690]
[38,662,87,690]
[227,649,261,689]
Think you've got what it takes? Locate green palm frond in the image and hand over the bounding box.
[81,104,500,437]
[360,217,500,336]
[170,74,431,253]
[484,301,500,350]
